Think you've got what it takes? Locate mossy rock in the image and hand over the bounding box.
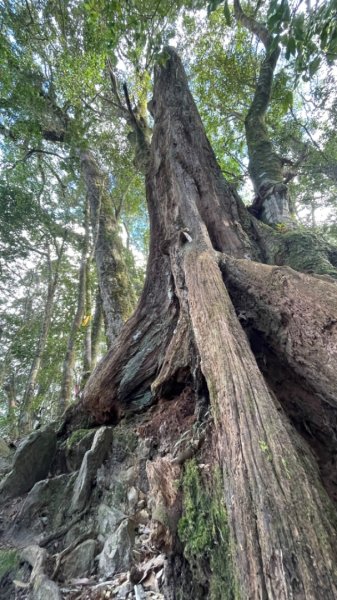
[0,549,20,600]
[0,549,19,581]
[66,428,96,471]
[66,428,95,450]
[112,426,138,462]
[13,472,77,535]
[0,428,57,499]
[0,440,11,459]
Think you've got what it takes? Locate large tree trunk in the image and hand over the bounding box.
[76,49,337,598]
[3,372,17,437]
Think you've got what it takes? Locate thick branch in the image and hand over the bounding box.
[233,0,271,48]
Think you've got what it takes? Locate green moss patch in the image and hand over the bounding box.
[276,230,337,277]
[0,549,19,582]
[178,459,238,600]
[66,428,92,450]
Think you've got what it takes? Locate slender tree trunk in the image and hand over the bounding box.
[90,285,104,369]
[234,0,294,227]
[81,260,92,389]
[80,150,136,346]
[77,49,337,598]
[3,373,17,437]
[59,200,89,413]
[19,241,65,431]
[245,47,295,226]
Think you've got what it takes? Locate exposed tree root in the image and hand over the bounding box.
[39,507,90,547]
[52,531,94,580]
[221,256,337,405]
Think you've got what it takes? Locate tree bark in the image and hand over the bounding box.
[80,150,136,347]
[77,48,337,598]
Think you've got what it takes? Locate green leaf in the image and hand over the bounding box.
[282,89,293,112]
[285,36,296,59]
[293,15,305,41]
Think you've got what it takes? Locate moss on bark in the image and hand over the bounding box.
[179,459,238,600]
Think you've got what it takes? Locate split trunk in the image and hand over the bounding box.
[79,49,337,599]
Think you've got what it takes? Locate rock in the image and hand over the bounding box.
[0,439,11,458]
[21,545,61,600]
[134,509,149,525]
[71,426,113,513]
[97,504,127,537]
[118,466,138,486]
[62,539,96,580]
[98,520,135,578]
[117,581,132,599]
[112,428,138,462]
[33,576,61,600]
[0,428,57,500]
[13,472,77,538]
[65,429,96,471]
[134,584,146,600]
[0,548,20,600]
[127,486,139,512]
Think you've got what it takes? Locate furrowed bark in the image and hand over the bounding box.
[221,255,337,500]
[184,246,337,599]
[79,48,337,598]
[81,45,260,422]
[80,149,136,347]
[81,207,94,389]
[221,256,337,406]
